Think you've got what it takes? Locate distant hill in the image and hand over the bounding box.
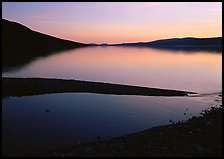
[2,19,89,70]
[111,37,222,46]
[107,37,222,53]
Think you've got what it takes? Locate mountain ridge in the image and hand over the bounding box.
[2,19,222,70]
[109,37,222,46]
[2,19,89,52]
[2,18,90,69]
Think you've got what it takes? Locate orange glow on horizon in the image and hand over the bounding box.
[2,2,222,44]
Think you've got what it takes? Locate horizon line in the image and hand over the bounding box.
[2,18,222,45]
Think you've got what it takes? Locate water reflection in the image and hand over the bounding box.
[3,46,222,94]
[115,45,222,53]
[2,46,85,72]
[2,92,220,156]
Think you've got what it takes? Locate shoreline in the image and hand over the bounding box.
[2,78,221,157]
[45,104,222,157]
[2,77,196,98]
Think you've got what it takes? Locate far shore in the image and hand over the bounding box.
[2,77,196,98]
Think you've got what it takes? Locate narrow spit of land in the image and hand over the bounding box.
[2,77,196,98]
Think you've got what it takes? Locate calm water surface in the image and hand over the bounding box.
[2,46,222,156]
[3,46,222,93]
[2,93,221,155]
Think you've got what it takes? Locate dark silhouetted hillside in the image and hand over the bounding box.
[111,37,222,52]
[2,19,89,70]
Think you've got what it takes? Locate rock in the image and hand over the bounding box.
[96,136,101,141]
[196,145,203,152]
[51,152,73,157]
[159,132,163,136]
[83,146,93,154]
[60,152,74,157]
[120,144,124,150]
[45,109,50,112]
[162,146,167,150]
[205,121,213,127]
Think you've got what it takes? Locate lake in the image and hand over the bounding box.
[2,46,222,156]
[3,46,222,93]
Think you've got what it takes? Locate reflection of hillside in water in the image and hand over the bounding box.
[2,47,85,73]
[3,45,221,73]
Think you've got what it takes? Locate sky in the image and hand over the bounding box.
[2,2,222,44]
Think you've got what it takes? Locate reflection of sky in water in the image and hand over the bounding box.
[2,46,222,94]
[2,46,222,155]
[2,93,221,155]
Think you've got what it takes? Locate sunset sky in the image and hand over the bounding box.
[2,2,222,44]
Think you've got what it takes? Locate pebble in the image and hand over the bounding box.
[196,145,203,152]
[96,136,101,141]
[120,143,124,150]
[84,146,93,154]
[159,132,163,136]
[162,146,167,150]
[45,109,50,112]
[205,121,213,127]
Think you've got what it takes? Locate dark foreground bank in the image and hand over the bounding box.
[2,77,196,98]
[46,104,222,157]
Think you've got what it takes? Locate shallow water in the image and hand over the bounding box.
[2,92,221,155]
[2,46,222,156]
